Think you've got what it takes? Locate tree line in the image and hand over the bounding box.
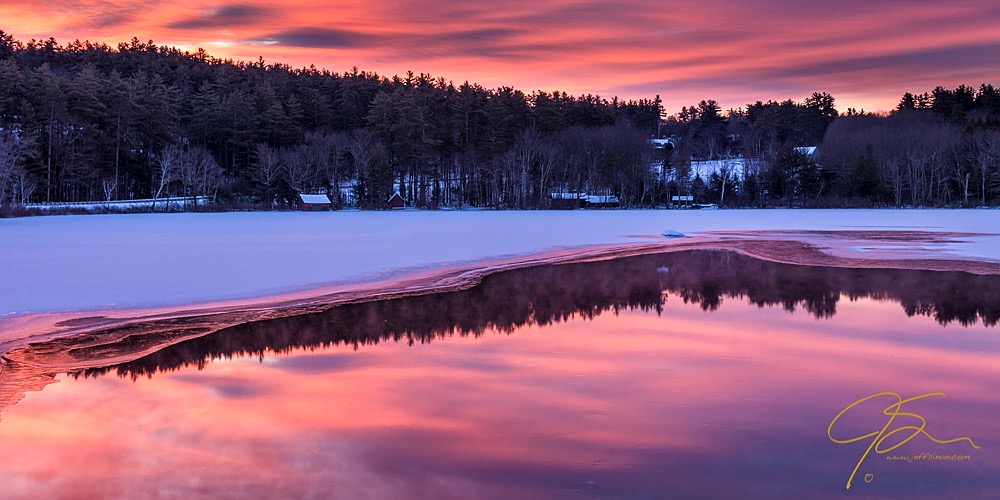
[1,30,999,210]
[660,87,1000,207]
[73,248,1000,380]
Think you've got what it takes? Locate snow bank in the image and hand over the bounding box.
[1,209,998,317]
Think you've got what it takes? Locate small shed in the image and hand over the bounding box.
[298,193,332,211]
[387,192,405,209]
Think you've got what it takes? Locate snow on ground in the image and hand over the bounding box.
[1,209,999,318]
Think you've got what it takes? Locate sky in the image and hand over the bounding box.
[2,1,1000,114]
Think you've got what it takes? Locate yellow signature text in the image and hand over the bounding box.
[827,392,979,490]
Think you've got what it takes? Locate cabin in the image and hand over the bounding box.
[387,192,405,209]
[671,195,694,208]
[298,193,331,211]
[550,192,584,209]
[550,192,621,209]
[583,194,621,209]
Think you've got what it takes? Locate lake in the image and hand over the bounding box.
[1,250,998,498]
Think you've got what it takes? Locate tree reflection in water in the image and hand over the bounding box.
[77,250,1000,381]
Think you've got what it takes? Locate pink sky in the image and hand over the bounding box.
[2,297,996,496]
[2,1,1000,114]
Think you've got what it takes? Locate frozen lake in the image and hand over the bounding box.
[3,209,1000,317]
[1,250,997,497]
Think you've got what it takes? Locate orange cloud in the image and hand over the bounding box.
[4,1,1000,112]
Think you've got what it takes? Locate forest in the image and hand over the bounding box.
[1,30,999,211]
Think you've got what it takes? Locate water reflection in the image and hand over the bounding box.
[2,250,999,498]
[80,250,999,380]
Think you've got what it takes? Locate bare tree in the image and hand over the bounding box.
[953,153,974,206]
[102,178,117,203]
[196,148,225,203]
[178,146,224,207]
[307,132,348,205]
[512,127,541,208]
[970,129,1000,204]
[152,144,180,211]
[0,131,35,206]
[717,160,734,206]
[861,111,965,206]
[349,129,392,207]
[281,144,316,194]
[12,166,36,204]
[0,133,18,205]
[536,139,559,207]
[349,129,374,178]
[251,144,284,208]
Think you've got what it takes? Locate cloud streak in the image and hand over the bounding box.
[168,5,273,30]
[1,0,999,113]
[252,27,375,48]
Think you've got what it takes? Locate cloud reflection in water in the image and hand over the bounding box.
[1,250,998,497]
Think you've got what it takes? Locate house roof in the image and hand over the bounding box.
[387,192,403,202]
[586,195,620,203]
[299,194,331,204]
[648,138,676,149]
[551,192,584,200]
[550,193,620,203]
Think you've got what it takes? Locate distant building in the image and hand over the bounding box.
[549,192,621,209]
[387,192,405,209]
[671,195,694,207]
[649,138,677,150]
[550,192,584,209]
[298,193,331,211]
[794,146,818,157]
[584,194,621,209]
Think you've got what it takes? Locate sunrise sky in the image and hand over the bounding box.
[2,0,999,114]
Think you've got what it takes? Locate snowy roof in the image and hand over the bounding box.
[586,195,620,203]
[648,138,676,149]
[550,193,620,203]
[794,147,817,156]
[551,192,584,199]
[299,194,331,204]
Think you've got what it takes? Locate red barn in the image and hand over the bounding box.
[387,192,405,209]
[298,194,332,211]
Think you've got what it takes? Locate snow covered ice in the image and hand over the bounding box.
[2,209,999,318]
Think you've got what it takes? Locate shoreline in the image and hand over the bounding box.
[0,237,710,364]
[4,230,1000,371]
[3,230,1000,421]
